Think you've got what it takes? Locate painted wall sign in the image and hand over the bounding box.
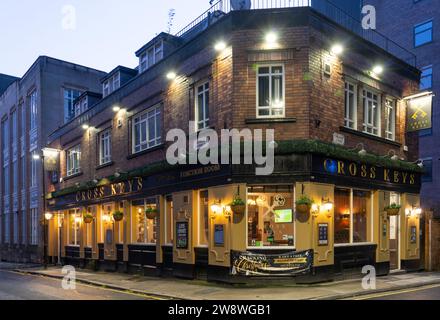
[75,177,143,203]
[318,223,329,246]
[214,224,225,247]
[231,250,313,276]
[313,156,421,188]
[176,222,189,249]
[407,95,432,132]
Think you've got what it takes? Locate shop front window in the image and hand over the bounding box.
[247,186,294,248]
[132,198,157,244]
[198,191,209,246]
[85,206,96,247]
[68,209,81,246]
[165,195,174,245]
[335,188,370,245]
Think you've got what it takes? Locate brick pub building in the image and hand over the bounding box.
[44,2,423,282]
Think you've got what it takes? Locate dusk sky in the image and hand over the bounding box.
[0,0,211,77]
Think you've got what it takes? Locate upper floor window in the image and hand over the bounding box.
[139,42,163,73]
[73,97,88,119]
[414,20,433,47]
[64,88,82,123]
[31,151,37,187]
[344,81,357,129]
[257,65,285,118]
[420,65,433,90]
[385,99,396,141]
[66,145,81,177]
[362,89,380,136]
[99,129,112,166]
[11,110,17,143]
[132,105,162,154]
[103,73,121,97]
[196,82,210,131]
[29,91,38,131]
[2,119,9,152]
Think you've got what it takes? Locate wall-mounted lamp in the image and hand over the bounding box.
[210,200,232,219]
[102,212,112,223]
[311,198,334,218]
[350,143,367,157]
[74,215,82,224]
[44,212,53,221]
[322,198,334,212]
[330,43,344,56]
[405,207,422,218]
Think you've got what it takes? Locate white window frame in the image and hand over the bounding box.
[99,129,112,166]
[362,88,381,136]
[63,88,82,123]
[344,81,357,129]
[103,80,110,97]
[66,145,81,177]
[385,98,396,141]
[30,152,37,187]
[256,64,285,119]
[195,82,210,131]
[139,41,163,73]
[132,105,162,154]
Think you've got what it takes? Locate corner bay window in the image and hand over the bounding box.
[385,99,396,141]
[66,145,81,177]
[334,188,370,245]
[99,129,112,165]
[247,186,294,248]
[132,105,162,154]
[363,89,380,136]
[344,81,357,129]
[132,198,157,244]
[196,82,210,131]
[257,65,285,118]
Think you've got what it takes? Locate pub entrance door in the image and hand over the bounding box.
[389,215,400,270]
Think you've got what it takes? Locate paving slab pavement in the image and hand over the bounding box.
[5,264,440,300]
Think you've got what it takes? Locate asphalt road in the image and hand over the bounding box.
[0,270,156,300]
[356,284,440,300]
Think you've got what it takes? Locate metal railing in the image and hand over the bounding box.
[175,0,416,66]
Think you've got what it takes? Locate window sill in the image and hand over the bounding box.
[245,118,297,125]
[127,144,165,160]
[96,161,114,171]
[340,127,401,147]
[247,246,296,250]
[63,172,83,181]
[334,242,376,248]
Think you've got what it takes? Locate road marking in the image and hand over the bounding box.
[7,270,168,300]
[352,283,440,300]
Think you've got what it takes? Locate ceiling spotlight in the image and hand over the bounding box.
[265,32,278,45]
[214,41,227,51]
[113,106,121,112]
[331,44,344,55]
[166,72,177,80]
[82,124,90,130]
[372,65,384,75]
[32,154,41,160]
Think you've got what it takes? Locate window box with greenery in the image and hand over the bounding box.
[230,196,246,215]
[145,206,158,220]
[113,210,124,222]
[296,196,313,215]
[385,203,401,216]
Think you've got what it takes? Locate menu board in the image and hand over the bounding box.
[318,223,329,246]
[176,222,189,249]
[214,225,225,247]
[410,226,417,244]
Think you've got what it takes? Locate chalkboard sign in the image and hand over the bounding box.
[176,222,189,249]
[318,223,329,246]
[214,225,225,247]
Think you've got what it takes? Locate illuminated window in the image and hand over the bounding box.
[68,209,81,246]
[132,198,157,244]
[198,190,209,246]
[257,65,285,118]
[247,186,294,248]
[334,188,370,245]
[165,195,174,245]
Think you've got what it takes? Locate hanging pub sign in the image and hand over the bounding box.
[42,148,60,172]
[406,94,433,132]
[231,250,313,276]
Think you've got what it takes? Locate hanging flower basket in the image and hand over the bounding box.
[83,214,94,224]
[230,196,246,215]
[113,211,124,222]
[145,207,158,220]
[385,204,401,216]
[296,196,313,215]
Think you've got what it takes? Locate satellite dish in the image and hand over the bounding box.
[230,0,252,10]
